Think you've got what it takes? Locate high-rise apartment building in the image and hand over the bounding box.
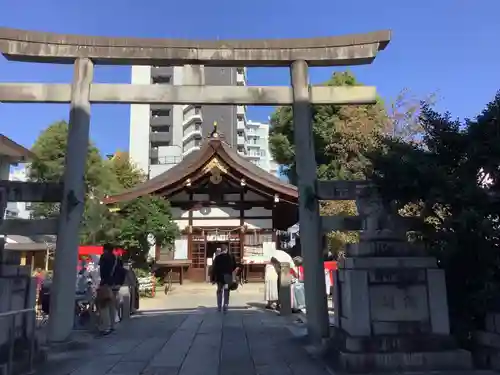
[6,165,30,219]
[129,65,248,178]
[245,121,279,175]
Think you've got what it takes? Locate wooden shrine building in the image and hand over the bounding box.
[105,127,298,282]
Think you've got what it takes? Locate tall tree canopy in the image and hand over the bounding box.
[29,121,179,267]
[369,91,500,343]
[28,121,109,218]
[105,151,145,192]
[268,72,434,256]
[80,150,179,265]
[114,196,179,266]
[269,71,388,184]
[269,71,388,256]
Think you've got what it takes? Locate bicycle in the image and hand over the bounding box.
[164,270,173,295]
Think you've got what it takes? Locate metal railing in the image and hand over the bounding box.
[0,308,37,375]
[151,156,183,165]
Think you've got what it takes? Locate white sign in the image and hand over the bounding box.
[137,276,154,292]
[207,234,228,242]
[206,234,239,242]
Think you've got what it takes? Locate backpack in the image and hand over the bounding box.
[113,259,127,286]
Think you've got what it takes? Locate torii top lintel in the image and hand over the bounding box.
[0,27,391,67]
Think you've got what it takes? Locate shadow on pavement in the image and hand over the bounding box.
[34,304,330,375]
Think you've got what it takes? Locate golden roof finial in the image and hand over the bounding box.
[210,121,219,138]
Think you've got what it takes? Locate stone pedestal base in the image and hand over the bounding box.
[328,241,473,372]
[328,328,472,373]
[473,315,500,371]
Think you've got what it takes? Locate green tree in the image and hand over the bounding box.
[105,151,145,192]
[270,71,388,183]
[369,92,500,344]
[28,121,110,218]
[79,199,120,245]
[83,151,179,266]
[115,196,179,267]
[269,71,388,257]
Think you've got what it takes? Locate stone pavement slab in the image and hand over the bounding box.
[33,285,330,375]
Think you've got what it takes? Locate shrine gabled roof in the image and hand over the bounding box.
[0,134,35,162]
[103,137,298,204]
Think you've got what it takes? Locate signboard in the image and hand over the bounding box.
[137,276,154,292]
[244,245,263,257]
[206,233,239,242]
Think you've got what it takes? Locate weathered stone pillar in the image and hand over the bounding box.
[290,60,329,343]
[278,262,292,316]
[48,58,94,342]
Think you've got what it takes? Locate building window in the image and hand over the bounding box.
[260,150,266,156]
[150,141,171,148]
[152,75,172,84]
[151,109,171,117]
[151,125,170,133]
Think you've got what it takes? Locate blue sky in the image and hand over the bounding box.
[0,0,499,155]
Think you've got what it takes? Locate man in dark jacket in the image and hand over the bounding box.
[98,243,119,334]
[99,243,117,286]
[211,245,237,312]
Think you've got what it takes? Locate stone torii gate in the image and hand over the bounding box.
[0,27,390,343]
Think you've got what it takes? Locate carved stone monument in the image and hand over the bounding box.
[328,185,472,373]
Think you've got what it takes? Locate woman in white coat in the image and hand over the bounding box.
[264,259,279,309]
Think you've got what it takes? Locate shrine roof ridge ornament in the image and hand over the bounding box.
[0,27,391,66]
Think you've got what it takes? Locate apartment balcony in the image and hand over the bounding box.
[183,108,203,127]
[246,152,260,159]
[237,148,247,156]
[237,135,246,146]
[150,104,172,111]
[150,132,171,144]
[237,119,246,131]
[150,116,171,127]
[151,125,170,134]
[236,68,246,86]
[183,126,203,142]
[236,105,246,116]
[183,146,201,157]
[151,155,183,165]
[151,67,173,83]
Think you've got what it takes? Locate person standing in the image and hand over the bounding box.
[290,256,306,313]
[264,260,279,310]
[97,243,119,335]
[210,245,237,312]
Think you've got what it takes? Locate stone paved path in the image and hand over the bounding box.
[35,284,329,375]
